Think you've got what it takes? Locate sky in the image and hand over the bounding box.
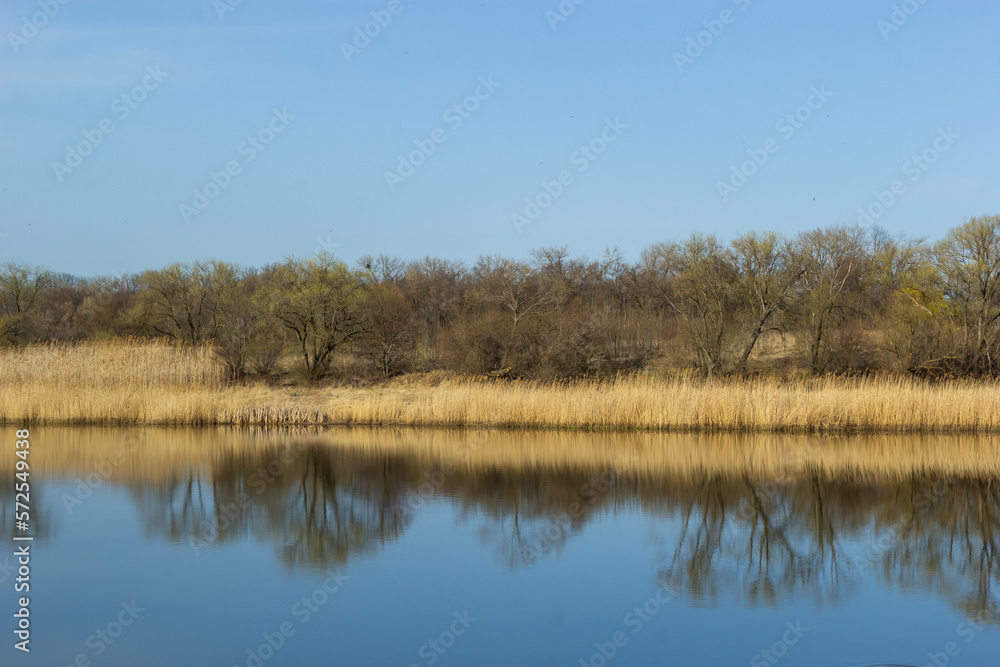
[0,0,997,277]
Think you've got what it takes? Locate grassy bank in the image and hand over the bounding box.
[3,339,1000,432]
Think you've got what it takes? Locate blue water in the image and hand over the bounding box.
[4,429,999,666]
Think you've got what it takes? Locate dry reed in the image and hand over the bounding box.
[0,338,226,388]
[2,339,999,432]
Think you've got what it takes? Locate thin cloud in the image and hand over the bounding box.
[0,49,172,90]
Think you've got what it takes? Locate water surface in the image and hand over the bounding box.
[3,427,999,666]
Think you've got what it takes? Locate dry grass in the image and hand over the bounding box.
[0,338,226,388]
[2,339,1000,432]
[326,374,1000,433]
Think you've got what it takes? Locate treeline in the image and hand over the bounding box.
[2,215,998,381]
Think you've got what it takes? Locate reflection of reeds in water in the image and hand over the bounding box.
[7,427,997,620]
[13,426,1000,482]
[2,340,1000,432]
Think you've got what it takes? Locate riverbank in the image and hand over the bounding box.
[2,340,999,432]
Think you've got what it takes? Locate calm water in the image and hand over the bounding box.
[3,427,1000,666]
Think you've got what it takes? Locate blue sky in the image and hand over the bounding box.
[1,0,997,276]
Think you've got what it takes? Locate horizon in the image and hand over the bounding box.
[2,1,998,277]
[4,217,990,280]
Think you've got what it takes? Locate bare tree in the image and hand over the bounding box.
[731,232,804,373]
[357,254,407,285]
[265,254,367,380]
[935,215,1000,376]
[0,263,51,345]
[473,256,557,370]
[796,226,868,373]
[362,284,415,377]
[212,268,286,379]
[645,236,738,381]
[403,257,467,367]
[131,261,239,343]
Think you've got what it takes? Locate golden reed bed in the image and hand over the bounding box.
[2,339,1000,433]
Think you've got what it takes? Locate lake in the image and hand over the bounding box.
[4,427,1000,666]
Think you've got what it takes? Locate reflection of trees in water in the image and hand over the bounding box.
[871,477,1000,624]
[118,445,1000,619]
[654,476,858,607]
[644,475,999,622]
[260,452,412,569]
[0,474,53,543]
[130,471,211,543]
[451,468,618,569]
[129,446,417,570]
